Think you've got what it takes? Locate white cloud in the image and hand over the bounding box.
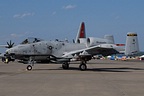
[10,31,33,38]
[13,12,35,18]
[115,16,120,20]
[10,33,18,38]
[52,11,56,15]
[63,5,76,10]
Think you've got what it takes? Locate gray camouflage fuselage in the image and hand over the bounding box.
[6,40,86,61]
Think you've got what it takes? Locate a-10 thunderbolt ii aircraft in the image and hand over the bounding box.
[1,22,139,71]
[2,37,120,71]
[0,22,139,71]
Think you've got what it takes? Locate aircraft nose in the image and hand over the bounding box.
[6,49,10,54]
[6,48,13,54]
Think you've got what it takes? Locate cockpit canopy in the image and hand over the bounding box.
[21,37,43,44]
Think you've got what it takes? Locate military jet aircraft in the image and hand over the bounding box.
[1,22,139,71]
[2,37,120,71]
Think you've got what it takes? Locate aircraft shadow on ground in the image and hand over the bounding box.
[88,67,144,72]
[33,67,144,73]
[66,67,144,72]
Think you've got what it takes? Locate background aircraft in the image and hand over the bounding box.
[75,22,139,56]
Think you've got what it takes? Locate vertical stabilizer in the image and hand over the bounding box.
[104,35,115,44]
[75,22,86,43]
[125,32,139,55]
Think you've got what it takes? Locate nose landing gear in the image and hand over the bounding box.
[26,57,35,71]
[27,65,33,71]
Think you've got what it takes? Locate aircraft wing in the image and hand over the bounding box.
[62,44,119,58]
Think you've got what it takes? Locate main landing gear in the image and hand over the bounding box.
[62,61,87,71]
[62,62,69,69]
[79,62,87,71]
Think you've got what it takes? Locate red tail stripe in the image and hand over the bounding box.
[79,22,85,38]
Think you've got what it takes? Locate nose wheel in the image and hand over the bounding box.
[27,65,32,71]
[26,57,35,71]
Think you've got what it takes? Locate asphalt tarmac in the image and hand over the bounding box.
[0,59,144,96]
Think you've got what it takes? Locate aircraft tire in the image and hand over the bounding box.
[27,65,32,71]
[79,63,87,71]
[62,63,69,69]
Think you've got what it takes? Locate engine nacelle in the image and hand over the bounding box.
[77,38,87,44]
[87,37,107,47]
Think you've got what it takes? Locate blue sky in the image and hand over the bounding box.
[0,0,144,52]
